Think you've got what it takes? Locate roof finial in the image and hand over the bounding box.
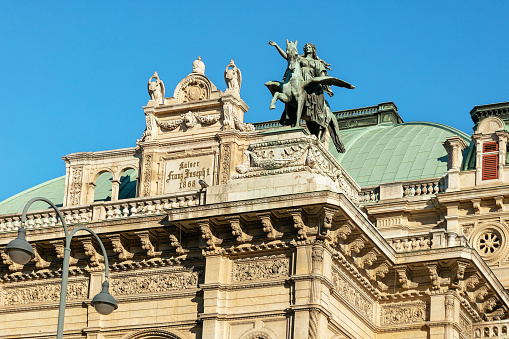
[193,56,205,74]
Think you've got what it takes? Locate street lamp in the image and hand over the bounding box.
[3,197,117,338]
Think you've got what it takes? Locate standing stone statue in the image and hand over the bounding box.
[265,40,355,153]
[224,59,242,93]
[147,71,165,104]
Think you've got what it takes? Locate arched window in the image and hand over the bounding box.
[118,168,138,200]
[94,172,113,202]
[121,329,181,339]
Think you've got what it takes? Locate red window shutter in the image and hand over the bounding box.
[482,154,498,180]
[483,142,498,152]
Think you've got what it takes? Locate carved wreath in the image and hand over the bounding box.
[156,111,221,131]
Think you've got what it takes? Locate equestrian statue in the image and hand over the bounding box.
[265,39,355,153]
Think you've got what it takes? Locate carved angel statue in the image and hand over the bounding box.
[147,71,165,104]
[224,59,242,93]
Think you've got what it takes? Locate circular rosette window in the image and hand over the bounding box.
[471,224,507,262]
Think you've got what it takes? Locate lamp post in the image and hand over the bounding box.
[4,197,117,339]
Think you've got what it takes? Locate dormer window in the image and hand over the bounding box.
[482,141,498,180]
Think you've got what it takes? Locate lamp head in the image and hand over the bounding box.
[91,281,118,315]
[5,227,35,265]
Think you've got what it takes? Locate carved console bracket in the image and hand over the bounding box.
[226,216,252,243]
[33,245,51,269]
[107,234,134,261]
[288,208,309,240]
[354,250,378,270]
[426,262,448,290]
[198,219,222,251]
[81,237,104,267]
[395,266,419,290]
[257,212,283,240]
[169,233,188,255]
[49,240,78,265]
[135,230,162,258]
[1,249,23,272]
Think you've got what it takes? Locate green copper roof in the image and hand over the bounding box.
[0,176,66,215]
[0,169,138,215]
[330,122,472,187]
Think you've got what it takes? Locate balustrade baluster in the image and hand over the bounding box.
[421,184,427,195]
[145,201,154,215]
[122,204,130,217]
[80,209,89,222]
[170,198,178,209]
[42,213,50,227]
[161,199,170,210]
[154,200,162,214]
[105,206,114,220]
[403,186,409,197]
[129,203,138,216]
[178,197,186,208]
[27,215,35,229]
[410,185,416,196]
[434,182,440,194]
[5,218,13,231]
[137,202,146,215]
[34,214,42,228]
[50,212,57,226]
[12,217,20,231]
[72,210,80,224]
[415,184,422,196]
[113,205,122,218]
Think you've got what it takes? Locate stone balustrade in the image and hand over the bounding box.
[474,321,509,338]
[360,187,379,203]
[334,105,379,119]
[0,191,201,233]
[386,231,469,252]
[402,179,443,197]
[387,234,433,252]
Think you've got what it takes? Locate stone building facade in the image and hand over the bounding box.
[1,58,509,338]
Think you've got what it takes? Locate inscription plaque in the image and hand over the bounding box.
[164,155,214,193]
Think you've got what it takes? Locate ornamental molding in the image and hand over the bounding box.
[231,254,290,282]
[331,266,374,321]
[173,73,216,104]
[156,111,221,131]
[0,278,88,306]
[233,136,360,204]
[110,267,203,297]
[121,328,182,339]
[380,301,428,326]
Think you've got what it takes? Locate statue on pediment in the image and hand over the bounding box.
[265,40,355,153]
[147,71,165,105]
[224,59,242,93]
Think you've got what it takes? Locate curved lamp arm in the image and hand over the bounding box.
[20,197,69,238]
[13,197,115,339]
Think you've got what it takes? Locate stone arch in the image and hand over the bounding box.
[118,167,139,200]
[121,328,183,339]
[239,329,277,339]
[93,170,114,202]
[173,73,217,104]
[476,116,505,135]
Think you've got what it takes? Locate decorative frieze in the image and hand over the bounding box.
[68,167,83,206]
[0,279,88,306]
[231,254,289,282]
[380,301,428,325]
[110,268,201,296]
[332,268,373,320]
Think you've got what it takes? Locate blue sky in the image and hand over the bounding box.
[1,1,508,203]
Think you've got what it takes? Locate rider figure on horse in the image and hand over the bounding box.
[266,40,355,153]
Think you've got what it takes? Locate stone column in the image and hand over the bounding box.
[111,180,120,201]
[201,254,229,339]
[442,136,468,192]
[471,133,483,184]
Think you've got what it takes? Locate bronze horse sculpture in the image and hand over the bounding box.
[265,40,354,153]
